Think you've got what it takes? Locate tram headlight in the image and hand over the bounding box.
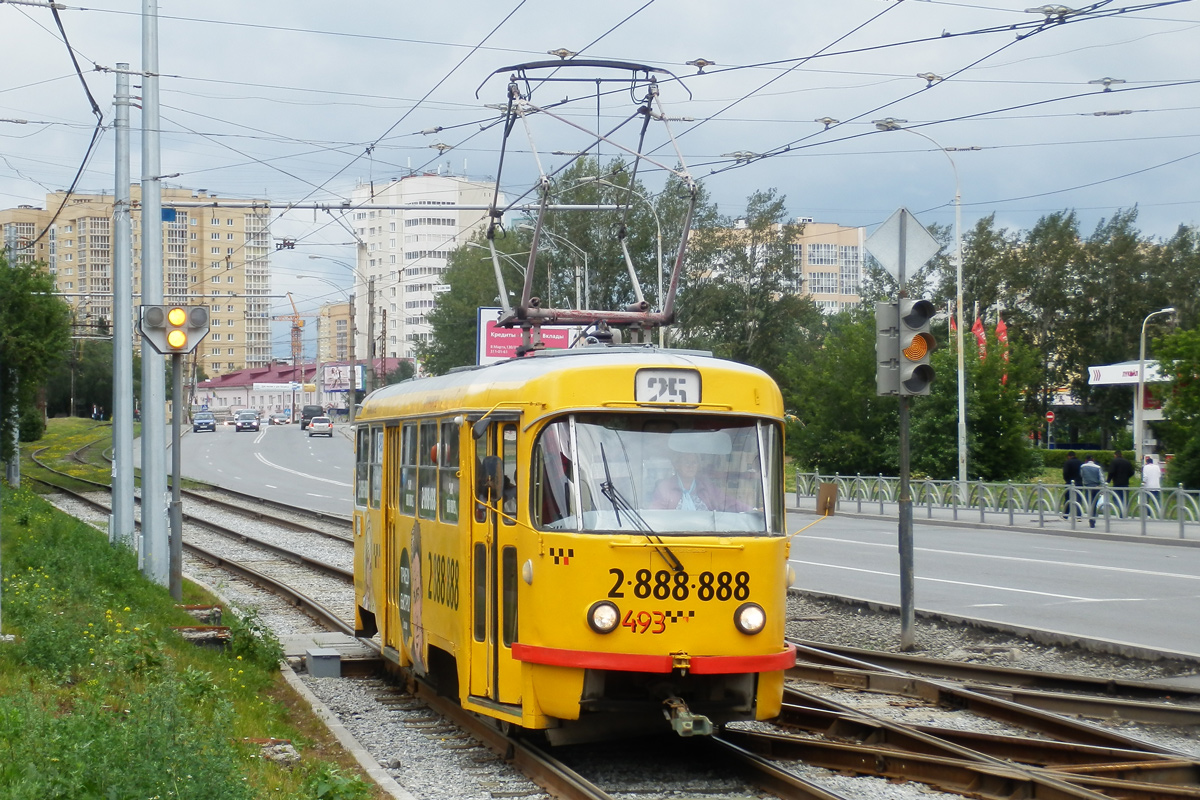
[733,602,766,635]
[587,600,620,634]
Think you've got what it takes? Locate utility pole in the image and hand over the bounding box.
[348,291,356,424]
[111,62,135,549]
[140,0,169,586]
[365,277,376,397]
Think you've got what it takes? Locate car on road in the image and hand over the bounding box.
[234,410,261,432]
[192,411,217,433]
[299,404,325,431]
[269,412,290,425]
[306,416,333,437]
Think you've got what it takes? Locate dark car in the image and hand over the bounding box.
[306,416,333,437]
[269,412,290,425]
[299,404,325,431]
[192,411,216,433]
[234,410,260,432]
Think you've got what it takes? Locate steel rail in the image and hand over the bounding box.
[791,640,1200,727]
[26,474,353,634]
[791,638,1200,698]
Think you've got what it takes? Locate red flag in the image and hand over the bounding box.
[971,316,986,359]
[996,316,1009,384]
[950,314,957,332]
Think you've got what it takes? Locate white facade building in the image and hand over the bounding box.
[350,174,496,363]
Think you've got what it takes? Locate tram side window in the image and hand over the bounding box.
[418,419,438,520]
[369,427,384,510]
[400,423,417,515]
[355,427,370,507]
[501,424,517,526]
[439,420,459,523]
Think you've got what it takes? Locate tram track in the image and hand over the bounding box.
[30,458,1200,800]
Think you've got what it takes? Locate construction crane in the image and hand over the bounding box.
[272,293,317,375]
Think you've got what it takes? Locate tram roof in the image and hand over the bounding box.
[357,346,782,421]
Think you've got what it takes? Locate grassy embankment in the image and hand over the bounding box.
[1,418,379,799]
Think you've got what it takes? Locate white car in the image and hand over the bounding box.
[307,416,333,437]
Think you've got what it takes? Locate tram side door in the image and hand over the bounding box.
[468,422,521,707]
[382,425,401,654]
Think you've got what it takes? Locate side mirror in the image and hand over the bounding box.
[472,418,490,440]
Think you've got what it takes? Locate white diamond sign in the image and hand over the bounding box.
[865,207,941,282]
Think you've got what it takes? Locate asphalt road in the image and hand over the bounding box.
[788,510,1200,658]
[175,425,1200,657]
[180,421,354,517]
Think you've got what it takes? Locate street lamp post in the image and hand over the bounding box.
[517,225,589,309]
[1136,306,1174,466]
[874,119,969,496]
[572,178,664,345]
[304,257,364,423]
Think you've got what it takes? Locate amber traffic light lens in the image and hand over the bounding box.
[903,336,928,360]
[166,329,187,349]
[167,307,187,327]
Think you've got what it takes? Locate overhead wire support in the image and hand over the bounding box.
[476,59,700,350]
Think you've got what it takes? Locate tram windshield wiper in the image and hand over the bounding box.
[599,443,684,573]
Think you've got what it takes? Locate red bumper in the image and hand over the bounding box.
[511,642,796,674]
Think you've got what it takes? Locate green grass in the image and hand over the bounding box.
[1,423,379,799]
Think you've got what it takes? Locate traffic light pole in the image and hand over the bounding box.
[896,224,915,651]
[170,354,183,600]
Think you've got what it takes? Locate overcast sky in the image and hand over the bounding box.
[3,0,1198,357]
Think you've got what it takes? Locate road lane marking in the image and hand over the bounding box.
[795,534,1200,583]
[791,559,1101,601]
[254,452,351,487]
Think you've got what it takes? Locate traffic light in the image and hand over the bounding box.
[139,305,210,355]
[898,298,937,395]
[875,301,900,396]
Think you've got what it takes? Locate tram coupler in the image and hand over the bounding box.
[662,696,713,737]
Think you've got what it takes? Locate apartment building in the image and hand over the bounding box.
[0,188,272,376]
[350,174,495,361]
[789,218,865,313]
[316,300,353,362]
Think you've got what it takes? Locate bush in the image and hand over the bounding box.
[17,406,44,442]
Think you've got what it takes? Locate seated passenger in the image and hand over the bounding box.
[651,451,736,511]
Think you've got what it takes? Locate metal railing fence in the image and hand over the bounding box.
[794,472,1200,539]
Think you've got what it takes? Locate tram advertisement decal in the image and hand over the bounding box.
[399,521,426,673]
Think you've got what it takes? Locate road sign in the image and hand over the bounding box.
[1046,410,1056,423]
[865,207,941,282]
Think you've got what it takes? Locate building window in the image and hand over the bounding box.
[807,243,837,266]
[809,271,839,294]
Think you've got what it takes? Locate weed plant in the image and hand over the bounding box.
[0,483,374,799]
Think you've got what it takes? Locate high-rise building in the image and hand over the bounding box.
[316,300,353,362]
[0,187,272,376]
[350,174,495,362]
[788,219,864,313]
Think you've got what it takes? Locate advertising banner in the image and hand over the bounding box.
[476,307,572,365]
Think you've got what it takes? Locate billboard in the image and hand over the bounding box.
[476,307,572,365]
[322,364,361,393]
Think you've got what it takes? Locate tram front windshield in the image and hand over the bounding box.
[533,414,783,535]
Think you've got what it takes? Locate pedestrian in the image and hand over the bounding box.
[1107,449,1134,516]
[1142,455,1163,509]
[1061,450,1082,519]
[1080,455,1104,528]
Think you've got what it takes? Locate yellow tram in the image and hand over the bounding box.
[353,345,795,742]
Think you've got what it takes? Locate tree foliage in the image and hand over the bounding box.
[674,188,823,388]
[0,256,72,456]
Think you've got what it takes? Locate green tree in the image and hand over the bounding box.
[417,228,540,375]
[674,188,823,388]
[782,308,898,476]
[0,256,72,456]
[1156,326,1200,488]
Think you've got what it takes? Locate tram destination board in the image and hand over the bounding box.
[635,369,701,404]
